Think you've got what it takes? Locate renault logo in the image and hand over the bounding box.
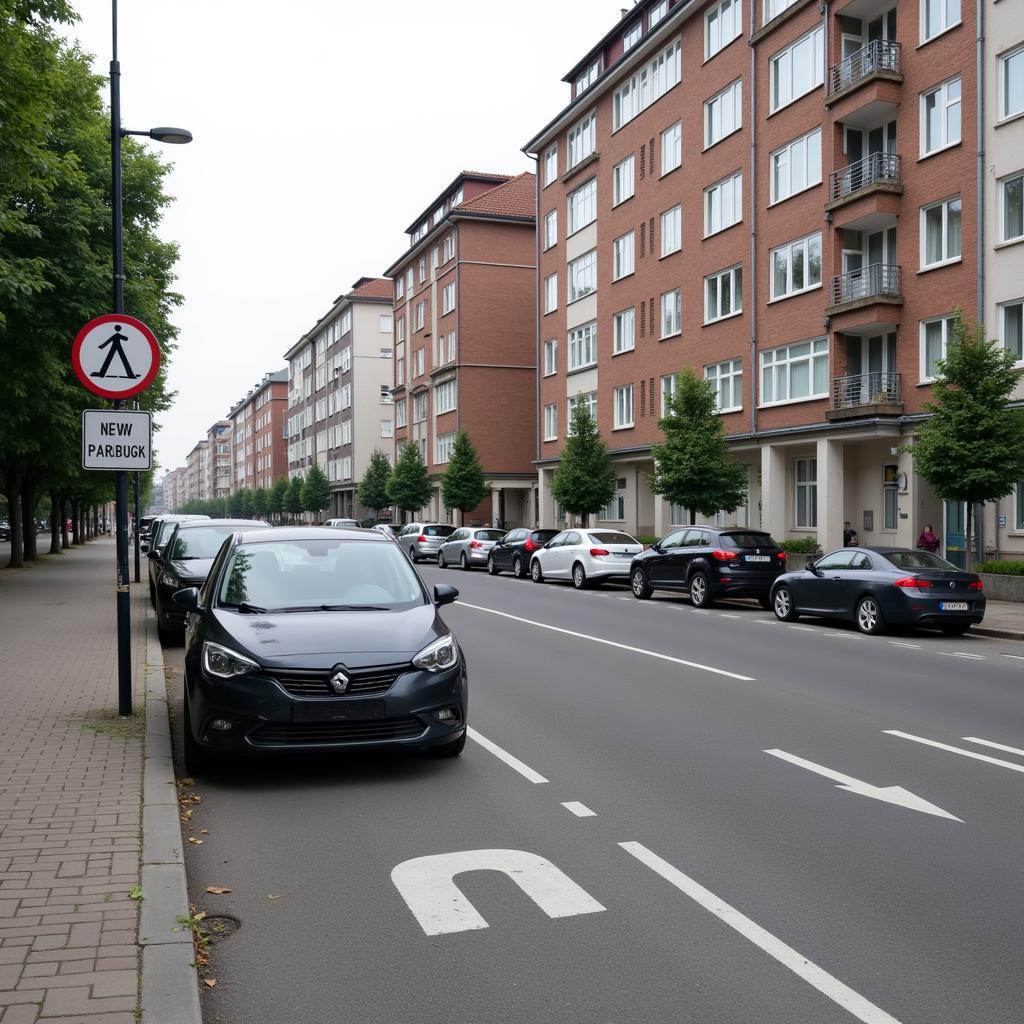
[329,669,350,694]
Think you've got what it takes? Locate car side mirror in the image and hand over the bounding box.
[433,584,459,606]
[172,587,200,611]
[807,561,822,576]
[652,542,662,552]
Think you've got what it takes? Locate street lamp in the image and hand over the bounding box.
[109,0,191,715]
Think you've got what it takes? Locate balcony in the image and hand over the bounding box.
[827,263,902,315]
[827,40,901,103]
[826,371,903,421]
[827,152,901,208]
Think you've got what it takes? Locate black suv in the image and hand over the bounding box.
[629,527,786,608]
[487,528,559,579]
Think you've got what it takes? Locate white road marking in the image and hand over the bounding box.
[888,641,921,649]
[619,597,632,601]
[391,849,606,936]
[825,632,862,639]
[962,736,1024,759]
[754,619,777,625]
[691,609,711,615]
[719,613,741,619]
[764,748,961,820]
[885,730,1024,775]
[1000,653,1024,662]
[620,842,905,1024]
[467,727,548,784]
[458,602,755,682]
[937,652,985,661]
[561,801,597,818]
[790,625,815,632]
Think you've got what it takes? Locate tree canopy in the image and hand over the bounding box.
[551,401,616,526]
[386,442,432,514]
[302,464,331,518]
[357,450,392,519]
[441,431,488,523]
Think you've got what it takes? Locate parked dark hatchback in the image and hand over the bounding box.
[630,527,786,607]
[173,527,467,772]
[771,547,986,635]
[487,528,559,578]
[147,515,210,605]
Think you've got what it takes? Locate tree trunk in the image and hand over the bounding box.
[60,496,70,549]
[4,465,24,568]
[49,491,62,554]
[690,507,696,525]
[21,481,37,561]
[91,506,99,539]
[71,500,82,545]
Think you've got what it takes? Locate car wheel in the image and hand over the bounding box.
[427,730,466,758]
[855,595,885,635]
[437,551,446,568]
[940,623,971,636]
[461,553,471,571]
[530,559,544,584]
[631,567,652,600]
[182,693,215,775]
[487,554,499,576]
[689,571,714,608]
[571,562,589,589]
[772,585,798,621]
[512,556,524,579]
[408,547,418,563]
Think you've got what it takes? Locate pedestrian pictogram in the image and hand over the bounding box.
[72,313,160,400]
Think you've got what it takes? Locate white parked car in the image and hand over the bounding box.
[529,529,643,589]
[324,518,361,529]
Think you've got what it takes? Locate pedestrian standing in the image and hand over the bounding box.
[917,523,940,553]
[843,521,859,546]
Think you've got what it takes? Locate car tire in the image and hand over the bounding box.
[427,730,466,758]
[487,554,499,576]
[631,567,652,600]
[940,623,971,636]
[182,694,214,776]
[688,571,714,608]
[512,556,524,579]
[772,585,798,621]
[571,562,589,589]
[530,559,544,584]
[461,553,471,572]
[855,595,885,635]
[437,551,446,568]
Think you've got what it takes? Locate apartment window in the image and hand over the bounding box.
[568,250,597,302]
[623,19,642,51]
[379,383,393,405]
[434,379,456,415]
[395,277,404,301]
[705,171,742,235]
[442,234,456,263]
[567,178,597,233]
[660,206,681,256]
[613,155,635,205]
[431,246,439,270]
[660,373,677,414]
[770,127,822,204]
[544,273,558,313]
[921,315,957,379]
[415,301,425,330]
[341,383,352,409]
[567,111,596,170]
[705,358,743,412]
[922,0,960,42]
[543,338,557,376]
[576,59,601,96]
[770,25,824,112]
[612,39,682,130]
[441,282,456,315]
[567,391,597,430]
[649,0,668,27]
[705,79,742,147]
[543,144,558,187]
[379,315,393,333]
[544,209,558,250]
[600,478,628,522]
[706,0,741,60]
[613,231,635,279]
[1001,300,1023,362]
[414,348,425,378]
[770,232,822,300]
[405,268,413,294]
[613,385,635,429]
[543,403,558,442]
[442,331,456,365]
[661,123,682,176]
[761,338,829,404]
[436,432,456,465]
[921,196,962,267]
[922,77,961,155]
[568,321,597,371]
[418,258,426,283]
[705,265,743,322]
[381,419,394,438]
[661,289,681,338]
[613,308,635,354]
[396,357,405,385]
[1002,174,1023,241]
[395,400,407,428]
[396,316,406,343]
[794,458,817,529]
[765,0,798,21]
[1002,45,1024,120]
[413,393,428,423]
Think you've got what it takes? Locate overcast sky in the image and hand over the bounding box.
[64,0,626,474]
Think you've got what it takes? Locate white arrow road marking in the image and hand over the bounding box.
[764,749,962,821]
[562,801,597,817]
[885,730,1024,775]
[391,849,606,936]
[963,736,1024,758]
[620,842,905,1024]
[467,727,548,784]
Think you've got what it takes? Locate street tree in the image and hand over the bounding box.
[251,487,268,519]
[905,315,1024,568]
[237,488,253,519]
[357,450,392,521]
[441,431,488,525]
[302,465,331,521]
[650,368,748,526]
[269,477,289,523]
[386,442,432,515]
[286,475,305,522]
[227,490,243,518]
[551,401,616,527]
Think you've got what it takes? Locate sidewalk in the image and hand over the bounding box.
[0,540,197,1024]
[973,599,1024,641]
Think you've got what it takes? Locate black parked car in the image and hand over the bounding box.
[147,514,211,605]
[630,527,786,607]
[154,519,268,642]
[487,528,559,579]
[770,546,986,636]
[172,526,467,773]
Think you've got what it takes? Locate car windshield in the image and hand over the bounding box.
[219,538,426,611]
[475,530,505,541]
[883,550,961,571]
[588,531,637,545]
[154,521,178,548]
[423,525,455,537]
[720,532,778,549]
[169,526,240,561]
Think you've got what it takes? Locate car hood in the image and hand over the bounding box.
[168,558,215,582]
[210,602,444,665]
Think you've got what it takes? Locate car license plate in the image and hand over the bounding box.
[745,555,771,562]
[940,601,969,612]
[293,699,385,723]
[616,552,633,558]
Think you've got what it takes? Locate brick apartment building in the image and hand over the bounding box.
[524,0,1018,563]
[228,369,289,493]
[183,441,208,506]
[385,171,537,527]
[205,420,232,500]
[284,278,395,519]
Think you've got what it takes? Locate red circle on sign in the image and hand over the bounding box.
[71,313,161,400]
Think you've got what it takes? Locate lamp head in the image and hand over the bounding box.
[149,127,192,145]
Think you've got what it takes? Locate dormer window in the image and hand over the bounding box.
[575,59,601,96]
[623,20,642,50]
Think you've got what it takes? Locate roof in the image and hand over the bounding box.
[239,526,388,544]
[402,170,514,234]
[454,172,536,220]
[346,277,393,301]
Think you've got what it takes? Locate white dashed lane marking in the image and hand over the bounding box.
[561,801,597,818]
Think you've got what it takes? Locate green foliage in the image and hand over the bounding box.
[357,450,392,517]
[226,490,244,517]
[649,369,747,525]
[779,537,820,554]
[236,488,253,518]
[302,465,331,516]
[441,431,488,520]
[973,560,1024,576]
[269,477,289,519]
[251,487,268,518]
[286,475,305,517]
[551,401,616,524]
[386,442,432,513]
[635,536,659,547]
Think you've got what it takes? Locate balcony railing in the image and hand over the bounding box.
[829,39,901,95]
[828,152,901,203]
[829,263,901,307]
[832,371,901,409]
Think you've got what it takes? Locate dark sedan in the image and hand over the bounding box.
[173,526,467,772]
[487,528,559,579]
[147,514,210,605]
[154,519,268,642]
[770,546,986,635]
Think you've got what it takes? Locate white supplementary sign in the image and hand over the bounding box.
[81,409,152,470]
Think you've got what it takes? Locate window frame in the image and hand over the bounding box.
[613,385,635,430]
[704,170,743,236]
[543,209,558,250]
[567,178,597,235]
[919,314,958,381]
[544,273,558,314]
[706,0,742,61]
[705,357,744,413]
[567,111,597,170]
[704,78,742,149]
[661,122,682,176]
[542,338,558,377]
[613,155,635,206]
[543,403,558,442]
[794,457,818,530]
[1001,172,1024,243]
[568,250,597,303]
[613,231,635,280]
[433,379,457,415]
[660,289,682,339]
[441,282,456,316]
[613,307,635,355]
[999,299,1024,365]
[769,231,822,301]
[568,321,598,372]
[704,264,743,323]
[920,0,961,43]
[921,76,962,157]
[769,127,822,205]
[769,24,824,114]
[999,43,1024,121]
[760,337,829,407]
[660,205,682,257]
[920,194,963,270]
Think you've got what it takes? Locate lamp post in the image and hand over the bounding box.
[110,0,191,715]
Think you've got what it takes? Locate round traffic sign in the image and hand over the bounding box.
[71,314,161,400]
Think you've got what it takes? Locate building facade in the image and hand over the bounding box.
[183,441,208,506]
[524,0,1012,563]
[386,171,537,527]
[205,420,232,500]
[228,370,289,493]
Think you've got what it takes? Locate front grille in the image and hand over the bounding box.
[269,663,411,698]
[250,717,425,746]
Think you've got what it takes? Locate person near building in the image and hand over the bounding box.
[843,521,859,547]
[917,524,940,553]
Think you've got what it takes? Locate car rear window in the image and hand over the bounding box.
[720,532,778,549]
[475,530,505,541]
[170,527,240,560]
[423,525,455,537]
[588,532,637,545]
[884,550,960,571]
[532,530,559,543]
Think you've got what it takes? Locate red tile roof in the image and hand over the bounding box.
[348,277,393,300]
[454,172,536,220]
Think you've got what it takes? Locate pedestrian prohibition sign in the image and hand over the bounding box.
[71,313,160,400]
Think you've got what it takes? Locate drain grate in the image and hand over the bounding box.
[196,914,240,943]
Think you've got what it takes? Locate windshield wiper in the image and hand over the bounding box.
[279,604,390,612]
[222,602,268,613]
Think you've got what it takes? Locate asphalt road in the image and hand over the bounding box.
[163,563,1024,1024]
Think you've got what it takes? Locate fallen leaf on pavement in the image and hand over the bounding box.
[193,911,207,921]
[204,978,217,988]
[180,778,196,787]
[205,886,232,895]
[265,894,282,900]
[200,829,209,834]
[187,837,204,845]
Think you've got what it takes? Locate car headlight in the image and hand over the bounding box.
[159,571,179,588]
[202,641,260,679]
[412,634,459,673]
